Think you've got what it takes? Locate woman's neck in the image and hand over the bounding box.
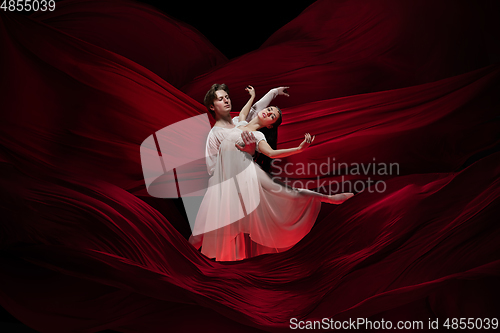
[243,117,263,131]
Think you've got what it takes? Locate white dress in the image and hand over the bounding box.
[189,90,322,261]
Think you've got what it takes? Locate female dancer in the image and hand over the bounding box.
[189,85,354,261]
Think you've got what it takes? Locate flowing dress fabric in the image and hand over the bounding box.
[189,117,322,261]
[1,1,500,332]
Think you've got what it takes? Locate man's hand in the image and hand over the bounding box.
[276,86,290,97]
[235,131,257,155]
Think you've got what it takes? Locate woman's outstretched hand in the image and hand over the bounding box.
[298,133,315,151]
[276,86,290,97]
[245,85,256,98]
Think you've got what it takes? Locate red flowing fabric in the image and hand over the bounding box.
[31,0,228,88]
[1,0,499,332]
[182,0,494,108]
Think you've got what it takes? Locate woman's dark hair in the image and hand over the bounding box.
[255,106,282,173]
[204,83,229,118]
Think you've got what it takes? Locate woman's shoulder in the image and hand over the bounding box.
[232,116,248,126]
[252,131,267,141]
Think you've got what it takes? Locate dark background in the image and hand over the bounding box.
[7,1,499,332]
[138,0,316,59]
[2,1,317,332]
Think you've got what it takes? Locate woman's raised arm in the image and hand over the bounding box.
[239,85,256,122]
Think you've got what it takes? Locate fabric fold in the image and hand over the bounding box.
[0,1,499,332]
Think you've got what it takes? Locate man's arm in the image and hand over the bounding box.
[205,130,220,176]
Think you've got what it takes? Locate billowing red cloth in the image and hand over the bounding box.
[182,0,494,108]
[1,0,499,332]
[31,0,228,88]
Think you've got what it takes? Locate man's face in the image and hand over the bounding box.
[210,89,231,116]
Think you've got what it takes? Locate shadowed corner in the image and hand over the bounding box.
[0,306,40,332]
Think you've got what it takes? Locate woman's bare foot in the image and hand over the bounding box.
[321,192,354,204]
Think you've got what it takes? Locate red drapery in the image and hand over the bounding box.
[1,0,499,332]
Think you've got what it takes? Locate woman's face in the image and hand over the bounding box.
[258,106,280,128]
